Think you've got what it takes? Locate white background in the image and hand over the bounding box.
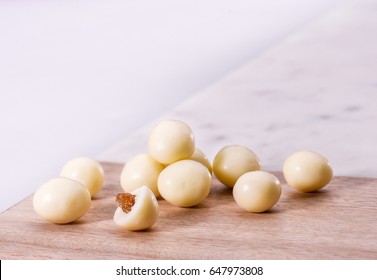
[2,260,376,280]
[0,0,343,212]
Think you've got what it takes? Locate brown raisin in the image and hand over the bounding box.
[115,193,136,213]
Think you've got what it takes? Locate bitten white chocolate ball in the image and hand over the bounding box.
[60,157,104,198]
[120,153,164,197]
[114,186,159,231]
[189,147,212,174]
[213,145,261,187]
[33,177,91,224]
[233,171,282,213]
[283,151,333,192]
[158,160,211,207]
[148,120,195,165]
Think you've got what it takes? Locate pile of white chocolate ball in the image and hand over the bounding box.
[33,119,333,231]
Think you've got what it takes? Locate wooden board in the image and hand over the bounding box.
[1,162,376,259]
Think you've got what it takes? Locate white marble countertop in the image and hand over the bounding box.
[99,0,377,178]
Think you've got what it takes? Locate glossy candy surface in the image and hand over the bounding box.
[233,171,282,213]
[158,160,211,207]
[213,145,261,187]
[33,177,91,224]
[283,151,333,192]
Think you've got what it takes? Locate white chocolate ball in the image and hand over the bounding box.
[158,160,211,207]
[120,153,164,197]
[33,177,91,224]
[148,120,195,165]
[213,145,261,187]
[283,151,333,192]
[189,147,212,174]
[233,171,282,213]
[60,157,104,198]
[114,186,159,231]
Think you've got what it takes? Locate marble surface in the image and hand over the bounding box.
[98,0,377,178]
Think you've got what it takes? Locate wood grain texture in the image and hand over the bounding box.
[1,162,376,260]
